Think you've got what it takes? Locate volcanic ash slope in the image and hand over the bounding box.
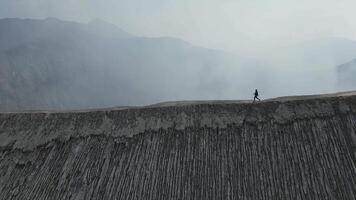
[0,92,356,199]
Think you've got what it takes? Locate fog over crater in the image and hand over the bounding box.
[0,1,356,111]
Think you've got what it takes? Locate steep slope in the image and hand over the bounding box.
[337,58,356,90]
[0,92,355,199]
[0,18,263,111]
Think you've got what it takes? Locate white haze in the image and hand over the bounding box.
[1,0,356,101]
[1,0,356,54]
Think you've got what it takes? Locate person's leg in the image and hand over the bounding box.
[253,97,256,102]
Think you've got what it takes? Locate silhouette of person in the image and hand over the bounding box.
[253,89,260,102]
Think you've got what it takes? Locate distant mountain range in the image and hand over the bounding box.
[0,18,355,111]
[0,18,264,111]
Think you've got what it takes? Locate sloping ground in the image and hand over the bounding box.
[0,93,356,199]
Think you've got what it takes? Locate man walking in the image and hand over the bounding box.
[253,89,260,102]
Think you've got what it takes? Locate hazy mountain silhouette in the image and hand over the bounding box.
[1,18,355,111]
[0,18,264,111]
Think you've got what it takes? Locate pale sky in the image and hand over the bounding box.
[1,0,356,54]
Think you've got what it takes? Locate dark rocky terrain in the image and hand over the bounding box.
[0,92,356,199]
